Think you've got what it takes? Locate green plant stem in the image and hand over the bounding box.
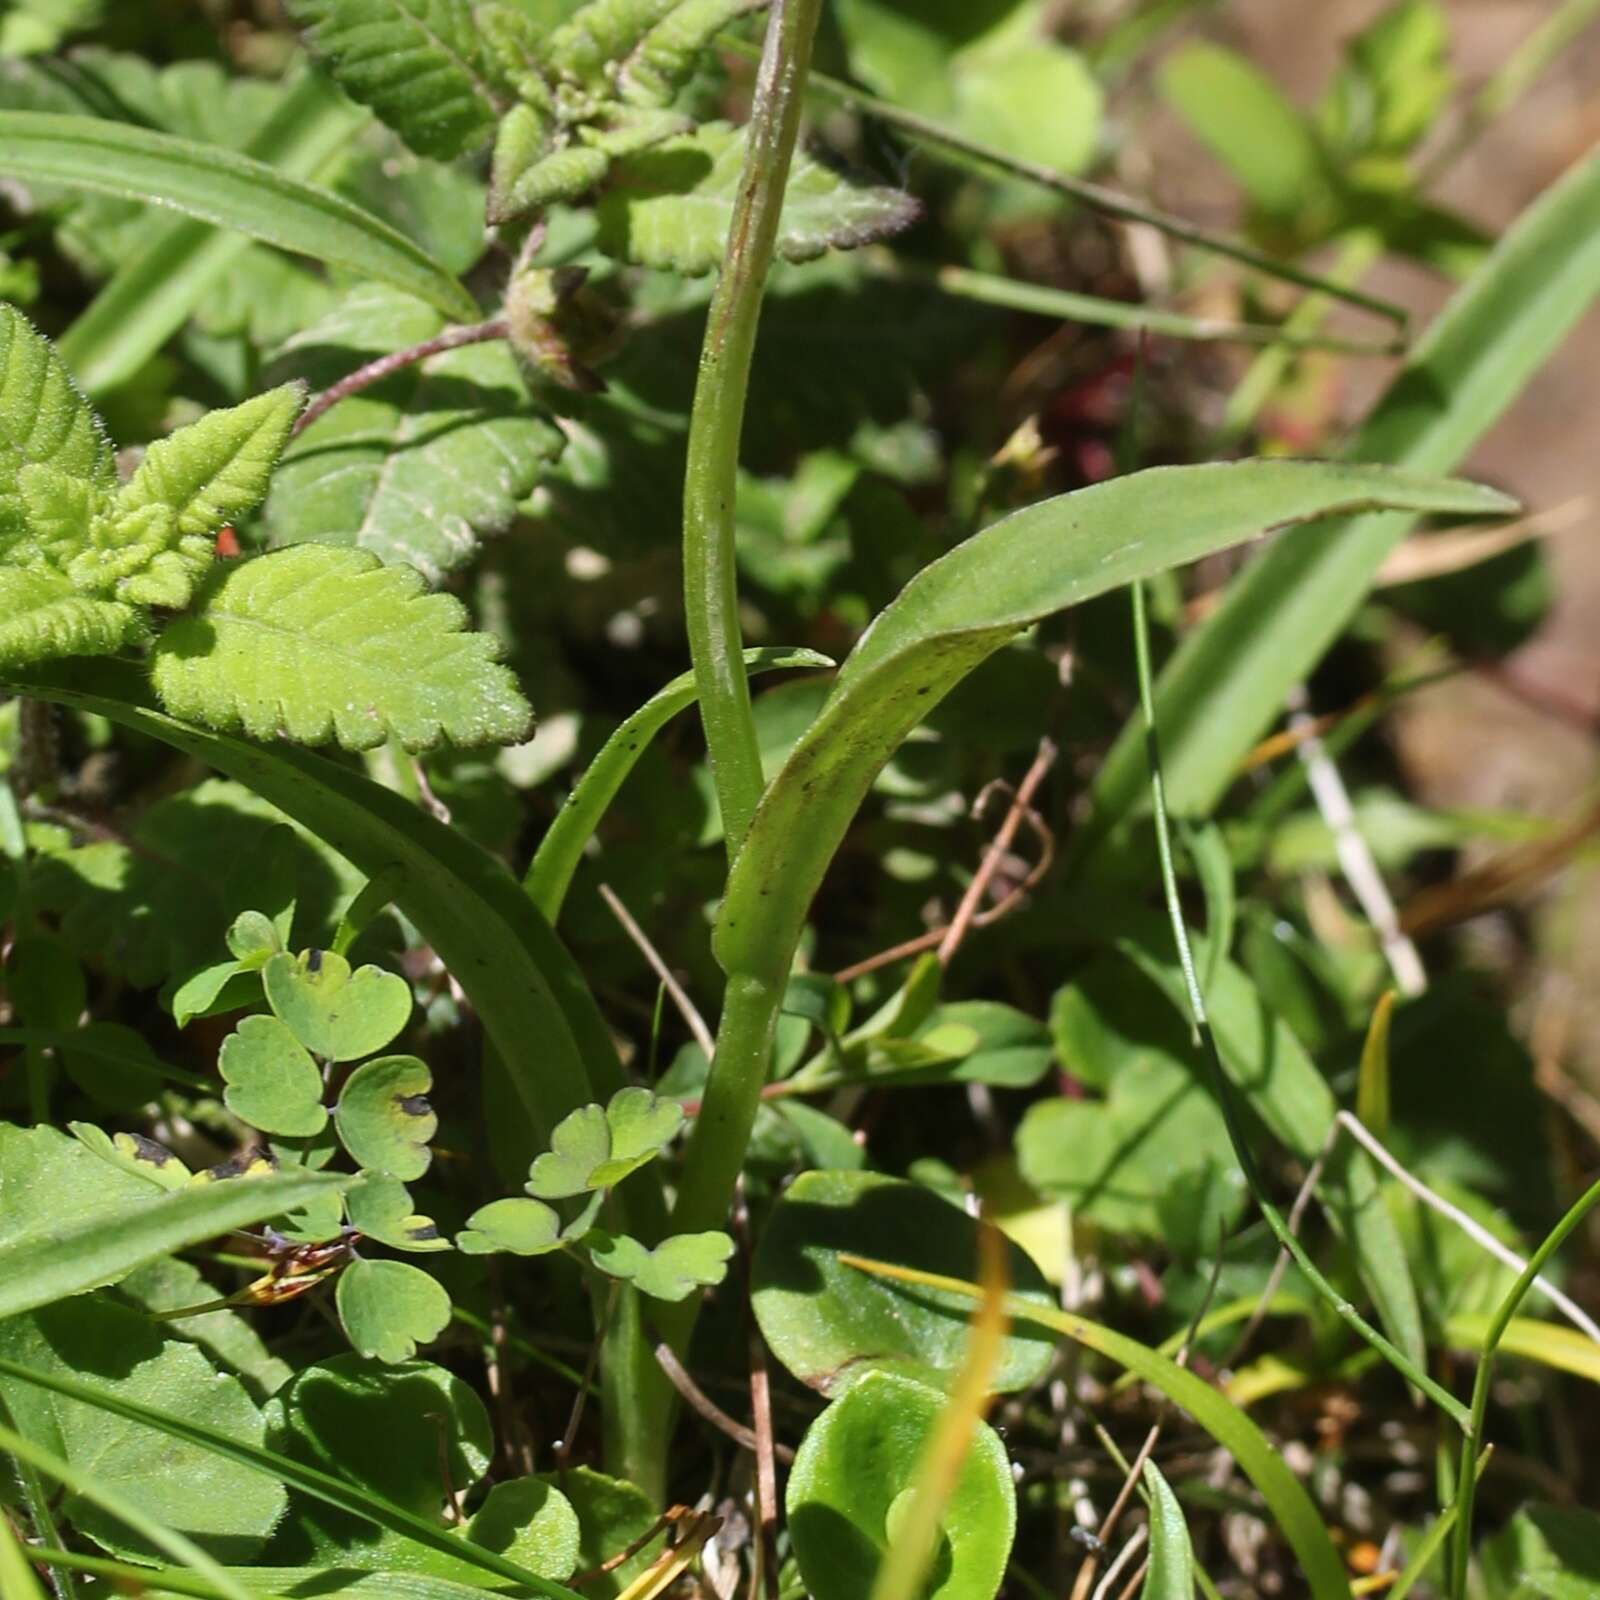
[1447,1171,1600,1598]
[1128,579,1471,1430]
[868,250,1403,354]
[718,34,1407,326]
[683,0,824,860]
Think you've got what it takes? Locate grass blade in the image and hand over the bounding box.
[0,1418,251,1600]
[0,112,477,323]
[56,72,365,395]
[0,1356,579,1600]
[0,1170,347,1322]
[0,1505,50,1600]
[840,1254,1352,1600]
[1141,1460,1196,1600]
[1086,148,1600,842]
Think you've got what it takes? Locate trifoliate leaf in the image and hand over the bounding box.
[285,0,501,159]
[335,1055,436,1181]
[586,1230,735,1301]
[114,383,301,542]
[219,1014,329,1138]
[525,1087,683,1199]
[456,1196,563,1256]
[347,1174,449,1253]
[264,288,563,582]
[150,544,535,751]
[597,121,919,275]
[0,566,136,669]
[227,908,287,967]
[335,1256,451,1363]
[262,949,412,1062]
[0,302,113,571]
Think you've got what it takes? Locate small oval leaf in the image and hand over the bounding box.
[335,1056,437,1181]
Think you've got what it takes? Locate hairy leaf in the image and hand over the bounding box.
[150,544,534,752]
[286,0,502,159]
[265,288,562,581]
[0,567,136,669]
[597,121,919,275]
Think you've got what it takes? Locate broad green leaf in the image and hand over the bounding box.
[2,1121,168,1236]
[265,1356,490,1542]
[787,1370,1015,1600]
[456,1196,563,1256]
[346,1175,450,1253]
[151,545,534,752]
[562,1467,660,1599]
[10,659,661,1228]
[464,1478,581,1582]
[0,1123,348,1320]
[851,1258,1350,1600]
[336,1258,451,1363]
[286,0,501,160]
[525,645,832,920]
[264,948,413,1062]
[952,35,1101,178]
[1086,149,1600,837]
[597,121,919,275]
[264,287,563,583]
[0,1296,286,1561]
[0,111,477,322]
[219,1014,329,1137]
[335,1056,436,1180]
[1479,1504,1600,1600]
[1018,962,1245,1255]
[586,1230,735,1301]
[1141,1462,1196,1600]
[714,463,1514,992]
[0,1351,576,1597]
[1161,44,1328,223]
[71,1121,193,1190]
[526,1086,683,1198]
[750,1170,1056,1397]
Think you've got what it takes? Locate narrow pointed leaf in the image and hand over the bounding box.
[0,112,477,322]
[1141,1461,1196,1600]
[714,463,1514,989]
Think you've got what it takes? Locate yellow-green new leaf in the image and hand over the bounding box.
[151,544,534,752]
[0,567,137,669]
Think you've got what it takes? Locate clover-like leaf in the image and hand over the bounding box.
[525,1087,683,1199]
[335,1256,451,1364]
[597,122,919,276]
[347,1174,449,1253]
[69,1121,192,1191]
[219,1014,329,1138]
[150,544,535,752]
[335,1055,436,1181]
[0,567,137,670]
[169,960,255,1028]
[585,1229,735,1302]
[456,1197,563,1257]
[263,948,412,1062]
[227,909,286,968]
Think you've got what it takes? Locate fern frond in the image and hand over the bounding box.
[150,544,533,752]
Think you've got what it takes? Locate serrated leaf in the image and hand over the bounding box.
[347,1173,450,1252]
[335,1256,452,1363]
[150,544,535,752]
[335,1055,436,1180]
[0,301,113,569]
[264,288,562,582]
[219,1013,329,1138]
[115,383,302,543]
[597,121,919,275]
[263,948,412,1061]
[456,1196,563,1256]
[0,559,136,670]
[286,0,502,160]
[586,1229,734,1301]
